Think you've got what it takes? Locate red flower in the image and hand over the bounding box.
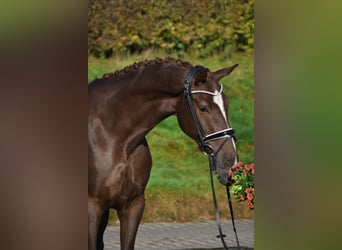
[228,169,233,178]
[240,194,245,201]
[247,193,254,201]
[245,164,251,171]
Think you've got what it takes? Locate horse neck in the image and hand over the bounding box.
[125,63,186,127]
[93,63,188,153]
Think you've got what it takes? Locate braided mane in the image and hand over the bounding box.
[102,57,192,79]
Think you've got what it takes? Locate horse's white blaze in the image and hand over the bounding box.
[213,92,238,164]
[213,91,227,122]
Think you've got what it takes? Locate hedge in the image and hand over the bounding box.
[88,0,254,58]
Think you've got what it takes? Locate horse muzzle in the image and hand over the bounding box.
[216,168,235,186]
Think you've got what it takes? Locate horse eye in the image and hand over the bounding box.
[199,107,209,113]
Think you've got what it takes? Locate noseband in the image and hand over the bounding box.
[183,65,235,156]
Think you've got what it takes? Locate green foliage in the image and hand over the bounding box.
[228,0,254,52]
[88,0,254,58]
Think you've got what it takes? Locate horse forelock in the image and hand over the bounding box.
[101,57,192,79]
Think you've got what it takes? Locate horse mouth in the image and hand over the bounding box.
[215,159,237,186]
[227,176,235,186]
[216,169,235,186]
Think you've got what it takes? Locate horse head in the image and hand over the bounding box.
[177,64,238,186]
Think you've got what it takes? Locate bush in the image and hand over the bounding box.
[88,0,254,58]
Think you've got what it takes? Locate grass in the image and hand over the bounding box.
[88,51,254,223]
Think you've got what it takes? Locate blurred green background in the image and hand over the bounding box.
[255,1,342,249]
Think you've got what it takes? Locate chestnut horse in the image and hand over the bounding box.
[88,57,238,250]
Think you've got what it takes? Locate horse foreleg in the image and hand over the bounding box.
[117,194,145,250]
[97,208,109,250]
[88,198,104,250]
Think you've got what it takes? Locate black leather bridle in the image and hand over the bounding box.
[183,65,236,156]
[182,65,241,249]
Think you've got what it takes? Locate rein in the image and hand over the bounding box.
[209,155,241,250]
[183,66,241,249]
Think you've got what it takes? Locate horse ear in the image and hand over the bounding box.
[212,64,238,81]
[194,70,208,86]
